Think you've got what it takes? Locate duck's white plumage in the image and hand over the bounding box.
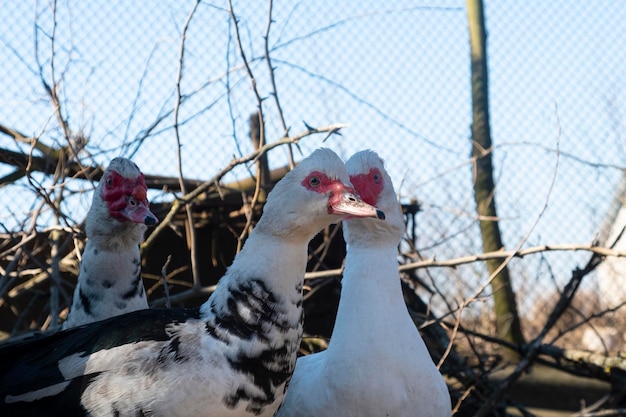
[0,148,383,417]
[62,157,158,330]
[277,149,451,417]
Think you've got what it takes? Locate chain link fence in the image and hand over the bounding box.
[1,1,626,356]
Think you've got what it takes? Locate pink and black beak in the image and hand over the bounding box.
[328,186,385,220]
[120,185,159,226]
[103,170,159,226]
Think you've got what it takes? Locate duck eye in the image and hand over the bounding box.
[373,173,381,183]
[106,176,113,188]
[308,176,321,188]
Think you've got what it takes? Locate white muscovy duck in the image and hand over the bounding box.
[0,148,384,417]
[62,157,159,329]
[276,149,451,417]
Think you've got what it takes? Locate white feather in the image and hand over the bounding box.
[277,150,451,417]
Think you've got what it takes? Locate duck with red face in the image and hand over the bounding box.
[62,157,158,330]
[277,150,451,417]
[1,149,383,417]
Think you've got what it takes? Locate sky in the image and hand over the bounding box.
[1,0,625,314]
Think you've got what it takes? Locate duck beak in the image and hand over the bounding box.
[120,186,159,225]
[329,189,385,220]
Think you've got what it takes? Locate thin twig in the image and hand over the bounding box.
[263,0,294,168]
[474,249,606,416]
[471,105,562,347]
[160,255,173,309]
[549,299,626,346]
[173,0,202,288]
[228,1,268,251]
[302,243,626,280]
[142,123,348,252]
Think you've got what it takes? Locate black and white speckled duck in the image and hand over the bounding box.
[62,157,158,330]
[0,148,384,417]
[276,150,451,417]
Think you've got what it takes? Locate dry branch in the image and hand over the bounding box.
[141,123,347,253]
[475,248,605,416]
[0,144,207,192]
[263,0,294,168]
[302,243,626,280]
[540,344,626,375]
[227,1,273,252]
[173,0,202,289]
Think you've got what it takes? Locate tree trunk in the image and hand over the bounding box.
[466,0,525,359]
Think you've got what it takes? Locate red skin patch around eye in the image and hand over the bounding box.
[302,170,382,219]
[302,171,356,210]
[101,171,149,222]
[301,171,355,194]
[349,168,384,206]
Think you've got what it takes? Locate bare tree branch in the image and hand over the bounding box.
[264,0,294,168]
[474,246,608,415]
[141,123,348,253]
[173,0,202,289]
[227,0,271,252]
[303,243,626,280]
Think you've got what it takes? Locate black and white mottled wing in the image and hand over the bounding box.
[0,308,200,416]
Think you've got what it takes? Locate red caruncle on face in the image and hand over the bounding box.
[101,171,150,222]
[349,167,384,206]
